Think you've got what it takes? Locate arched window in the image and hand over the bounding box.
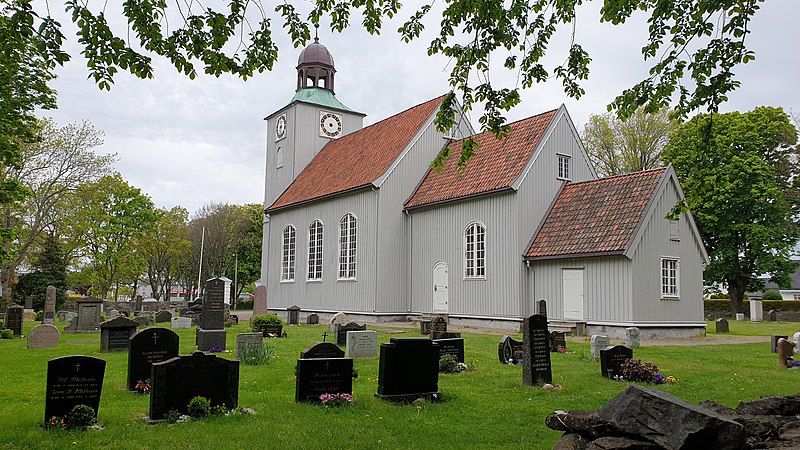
[464,222,486,279]
[276,147,284,168]
[307,220,324,280]
[281,225,296,281]
[338,213,357,279]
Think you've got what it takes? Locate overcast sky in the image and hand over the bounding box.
[43,1,800,215]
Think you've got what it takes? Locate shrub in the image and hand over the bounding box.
[240,343,273,366]
[65,405,96,429]
[251,314,284,331]
[763,290,784,301]
[439,354,468,374]
[187,396,212,419]
[35,310,44,322]
[0,329,12,339]
[164,409,182,424]
[236,298,254,310]
[704,299,800,313]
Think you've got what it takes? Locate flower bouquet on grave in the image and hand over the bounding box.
[319,393,354,407]
[134,379,152,394]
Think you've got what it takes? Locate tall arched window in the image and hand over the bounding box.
[464,222,486,279]
[338,213,357,279]
[307,220,324,280]
[281,225,296,281]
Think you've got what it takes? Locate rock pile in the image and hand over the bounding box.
[547,385,800,449]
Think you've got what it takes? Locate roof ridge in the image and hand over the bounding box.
[349,94,446,137]
[446,107,560,148]
[565,167,667,187]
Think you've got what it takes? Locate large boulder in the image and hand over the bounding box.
[553,433,590,450]
[546,410,618,440]
[736,394,800,417]
[587,437,659,450]
[778,421,800,441]
[699,400,794,441]
[597,385,746,450]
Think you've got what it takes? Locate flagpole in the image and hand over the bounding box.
[197,226,205,299]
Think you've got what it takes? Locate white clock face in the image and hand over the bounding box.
[319,111,343,138]
[275,114,287,141]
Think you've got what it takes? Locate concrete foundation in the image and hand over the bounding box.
[586,325,706,340]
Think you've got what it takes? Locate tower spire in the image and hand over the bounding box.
[314,23,319,43]
[296,25,336,92]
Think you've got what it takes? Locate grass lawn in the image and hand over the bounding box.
[0,319,798,449]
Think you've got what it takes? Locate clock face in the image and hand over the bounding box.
[275,114,287,141]
[319,111,343,138]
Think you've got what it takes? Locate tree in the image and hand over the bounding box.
[662,107,799,313]
[0,118,114,302]
[582,108,675,177]
[69,174,158,299]
[139,207,190,300]
[224,204,263,300]
[9,0,768,169]
[14,233,67,310]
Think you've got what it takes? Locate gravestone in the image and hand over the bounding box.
[287,305,300,325]
[735,313,745,321]
[777,338,794,367]
[794,332,800,354]
[750,300,763,322]
[45,356,106,424]
[295,357,354,403]
[328,312,348,332]
[253,284,268,316]
[155,310,172,323]
[522,314,552,385]
[306,313,319,325]
[171,316,192,329]
[498,336,524,364]
[771,335,789,353]
[767,310,778,322]
[434,338,464,363]
[127,328,179,390]
[27,324,59,349]
[63,311,77,325]
[336,322,366,346]
[65,299,103,332]
[5,305,23,336]
[600,345,633,379]
[135,312,154,327]
[100,316,138,351]
[420,320,431,335]
[56,310,68,322]
[376,338,441,403]
[197,277,227,351]
[589,335,610,360]
[550,331,567,352]
[149,352,239,421]
[431,316,447,334]
[236,332,264,360]
[44,285,56,325]
[109,310,120,319]
[301,342,345,359]
[715,318,729,333]
[434,331,462,339]
[345,330,378,358]
[625,327,640,348]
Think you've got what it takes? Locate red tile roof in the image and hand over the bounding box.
[525,168,667,260]
[268,95,445,211]
[404,108,559,209]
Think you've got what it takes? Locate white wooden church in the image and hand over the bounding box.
[257,38,708,338]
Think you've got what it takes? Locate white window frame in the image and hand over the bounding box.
[660,257,680,299]
[280,225,296,282]
[307,220,324,281]
[463,221,487,280]
[557,153,571,180]
[276,147,284,169]
[338,213,357,281]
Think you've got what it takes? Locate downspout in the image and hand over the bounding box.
[405,209,412,313]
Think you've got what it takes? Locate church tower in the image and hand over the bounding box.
[258,31,365,297]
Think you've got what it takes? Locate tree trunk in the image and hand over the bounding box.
[728,278,748,313]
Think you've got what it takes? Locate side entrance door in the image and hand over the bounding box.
[562,268,584,320]
[432,261,449,313]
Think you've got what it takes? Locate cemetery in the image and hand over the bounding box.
[1,309,800,448]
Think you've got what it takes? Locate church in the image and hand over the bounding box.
[257,37,709,339]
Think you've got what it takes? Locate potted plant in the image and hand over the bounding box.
[251,314,284,338]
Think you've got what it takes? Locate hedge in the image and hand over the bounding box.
[704,299,800,312]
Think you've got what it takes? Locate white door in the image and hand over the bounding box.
[562,269,584,320]
[432,261,449,313]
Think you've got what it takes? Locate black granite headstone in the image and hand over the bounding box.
[433,331,462,340]
[127,328,179,390]
[100,316,138,351]
[522,314,552,385]
[149,352,239,421]
[498,336,524,364]
[550,331,567,353]
[376,338,441,403]
[200,278,226,330]
[5,305,23,336]
[295,357,354,403]
[306,313,319,325]
[600,345,633,379]
[336,322,366,346]
[287,305,300,325]
[715,318,729,333]
[301,342,345,359]
[155,311,172,323]
[434,338,464,363]
[45,356,106,423]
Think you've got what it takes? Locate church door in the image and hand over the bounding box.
[562,269,584,320]
[432,261,449,313]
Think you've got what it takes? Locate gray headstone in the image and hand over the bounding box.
[44,285,56,325]
[306,313,319,325]
[625,327,640,348]
[590,335,610,360]
[27,324,59,349]
[69,299,103,332]
[749,300,763,322]
[767,310,778,322]
[287,305,300,325]
[171,316,192,329]
[236,332,264,360]
[345,330,378,358]
[109,309,121,319]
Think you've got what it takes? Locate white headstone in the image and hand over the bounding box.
[625,327,640,348]
[749,300,763,322]
[345,330,378,358]
[170,316,192,329]
[328,312,348,332]
[589,335,610,360]
[793,332,800,354]
[735,313,745,321]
